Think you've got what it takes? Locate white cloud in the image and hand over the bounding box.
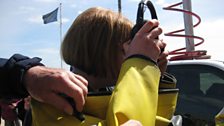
[33,0,58,3]
[155,0,167,6]
[31,47,70,69]
[195,19,224,60]
[126,0,170,6]
[18,6,36,14]
[196,19,224,39]
[62,18,70,23]
[70,4,77,9]
[127,0,139,2]
[27,15,43,23]
[33,47,58,54]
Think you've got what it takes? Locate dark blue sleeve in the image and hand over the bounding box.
[0,54,44,98]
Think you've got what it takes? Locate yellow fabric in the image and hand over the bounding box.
[106,58,160,126]
[31,57,178,126]
[156,90,178,126]
[215,107,224,126]
[31,99,103,126]
[83,95,110,120]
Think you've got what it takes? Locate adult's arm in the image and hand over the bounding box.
[0,54,88,115]
[0,54,43,98]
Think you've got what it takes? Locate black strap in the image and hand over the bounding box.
[131,0,158,39]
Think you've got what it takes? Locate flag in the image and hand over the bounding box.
[42,7,58,24]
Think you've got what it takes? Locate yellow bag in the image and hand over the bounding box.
[215,107,224,126]
[31,58,178,126]
[156,72,178,126]
[156,88,179,126]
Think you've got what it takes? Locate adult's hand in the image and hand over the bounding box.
[126,19,165,62]
[24,66,88,115]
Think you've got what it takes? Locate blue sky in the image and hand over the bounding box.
[1,0,224,69]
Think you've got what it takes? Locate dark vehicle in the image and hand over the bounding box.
[167,59,224,125]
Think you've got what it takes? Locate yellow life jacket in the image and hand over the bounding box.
[31,57,178,126]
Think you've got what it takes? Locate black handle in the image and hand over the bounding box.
[59,93,85,121]
[130,0,164,53]
[130,0,158,39]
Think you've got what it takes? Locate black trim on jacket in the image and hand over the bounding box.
[125,54,157,65]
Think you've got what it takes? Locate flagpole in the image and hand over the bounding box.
[59,3,63,68]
